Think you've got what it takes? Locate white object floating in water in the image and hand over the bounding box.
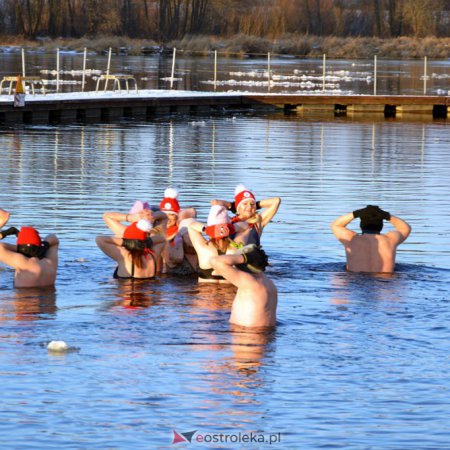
[47,340,70,352]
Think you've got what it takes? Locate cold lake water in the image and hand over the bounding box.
[1,51,450,449]
[0,111,449,449]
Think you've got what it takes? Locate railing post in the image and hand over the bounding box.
[214,50,217,91]
[170,48,177,89]
[423,56,427,95]
[267,52,271,92]
[374,55,377,95]
[104,47,112,91]
[56,48,60,93]
[21,48,26,77]
[82,47,87,92]
[322,54,326,93]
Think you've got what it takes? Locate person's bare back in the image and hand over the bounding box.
[210,245,277,328]
[13,248,58,288]
[230,272,277,327]
[0,228,59,288]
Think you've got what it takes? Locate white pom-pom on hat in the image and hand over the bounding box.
[164,188,179,199]
[234,184,247,196]
[137,219,153,232]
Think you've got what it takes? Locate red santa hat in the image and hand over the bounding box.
[205,205,235,239]
[123,220,152,240]
[234,184,256,211]
[159,188,181,215]
[17,226,41,246]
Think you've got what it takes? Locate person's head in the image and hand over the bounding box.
[358,206,385,234]
[234,184,256,220]
[17,227,49,259]
[205,205,235,253]
[160,188,181,223]
[122,220,153,268]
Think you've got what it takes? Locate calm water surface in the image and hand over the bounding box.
[0,112,450,449]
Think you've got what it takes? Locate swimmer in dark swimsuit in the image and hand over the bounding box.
[211,184,281,245]
[188,205,248,284]
[96,210,167,280]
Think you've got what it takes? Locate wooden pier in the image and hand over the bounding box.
[0,92,448,124]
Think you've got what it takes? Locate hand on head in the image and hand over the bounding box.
[353,205,391,221]
[0,226,19,239]
[138,209,154,223]
[239,244,269,273]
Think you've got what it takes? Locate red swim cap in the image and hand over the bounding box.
[123,221,152,241]
[17,227,41,246]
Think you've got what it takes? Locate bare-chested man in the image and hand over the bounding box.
[0,226,59,288]
[331,205,411,273]
[210,245,277,328]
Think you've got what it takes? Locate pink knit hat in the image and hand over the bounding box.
[234,184,256,211]
[205,205,234,239]
[129,200,151,215]
[159,188,180,215]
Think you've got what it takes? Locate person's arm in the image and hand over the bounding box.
[211,199,235,212]
[150,234,166,245]
[259,197,281,228]
[178,207,197,222]
[386,216,411,245]
[0,242,29,269]
[95,235,124,261]
[0,209,10,229]
[149,210,168,236]
[0,226,19,240]
[331,212,357,244]
[102,212,129,237]
[210,254,256,289]
[188,221,209,252]
[43,234,59,247]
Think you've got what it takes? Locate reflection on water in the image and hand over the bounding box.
[0,287,56,322]
[0,112,449,447]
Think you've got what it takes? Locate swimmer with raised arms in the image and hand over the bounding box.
[96,210,167,279]
[0,224,59,288]
[331,205,411,273]
[212,185,280,245]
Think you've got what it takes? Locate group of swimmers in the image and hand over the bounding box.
[0,185,412,328]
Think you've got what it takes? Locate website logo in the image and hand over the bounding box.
[172,430,197,444]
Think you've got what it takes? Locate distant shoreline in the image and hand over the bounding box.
[0,34,449,60]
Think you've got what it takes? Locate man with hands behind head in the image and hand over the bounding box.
[331,205,411,273]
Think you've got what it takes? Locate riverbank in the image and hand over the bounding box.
[1,34,449,59]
